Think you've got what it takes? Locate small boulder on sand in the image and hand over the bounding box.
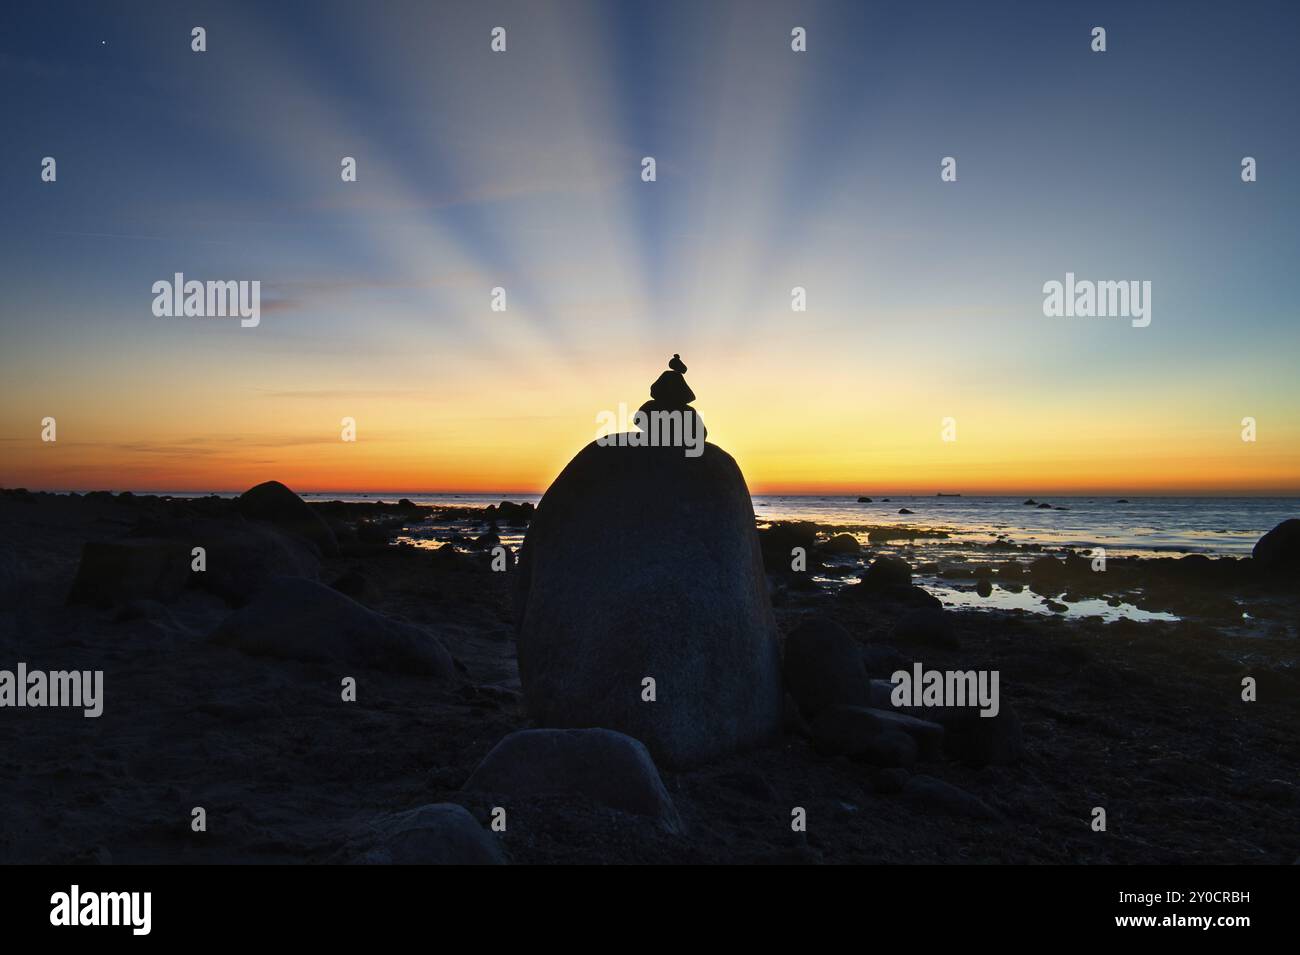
[464,728,681,832]
[357,803,505,864]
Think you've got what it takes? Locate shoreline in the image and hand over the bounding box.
[0,486,1296,864]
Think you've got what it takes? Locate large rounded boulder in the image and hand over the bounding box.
[237,480,338,556]
[515,440,783,766]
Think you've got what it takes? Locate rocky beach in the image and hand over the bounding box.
[1,370,1297,865]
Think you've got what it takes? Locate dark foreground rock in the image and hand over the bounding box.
[758,521,820,573]
[515,440,783,766]
[871,690,1024,766]
[67,538,192,607]
[813,711,917,766]
[811,704,944,764]
[783,618,870,716]
[4,487,1298,865]
[357,803,505,864]
[464,728,681,832]
[134,516,321,605]
[210,576,457,677]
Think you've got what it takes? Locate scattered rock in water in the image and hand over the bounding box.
[356,803,505,864]
[209,576,457,677]
[892,607,960,649]
[486,501,535,526]
[759,522,820,572]
[975,578,993,598]
[1037,502,1052,509]
[902,775,1000,820]
[515,372,783,766]
[898,508,914,515]
[842,556,941,609]
[820,533,861,555]
[1253,518,1300,575]
[1116,499,1130,504]
[464,728,681,832]
[856,496,872,503]
[1022,499,1037,506]
[857,555,913,591]
[237,480,338,556]
[998,561,1025,581]
[783,618,870,716]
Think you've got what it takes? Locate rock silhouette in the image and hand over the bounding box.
[238,480,338,556]
[636,354,706,439]
[356,804,505,864]
[515,358,782,765]
[1253,518,1300,574]
[464,728,681,831]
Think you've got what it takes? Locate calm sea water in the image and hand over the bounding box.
[294,492,1298,559]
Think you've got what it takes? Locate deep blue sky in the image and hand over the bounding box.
[2,0,1297,492]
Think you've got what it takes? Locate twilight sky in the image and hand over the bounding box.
[2,0,1298,494]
